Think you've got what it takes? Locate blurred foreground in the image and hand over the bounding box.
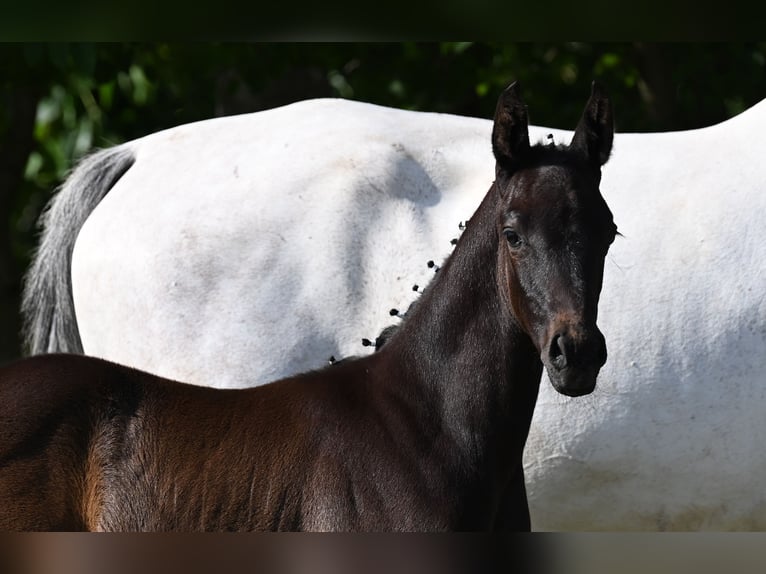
[2,533,766,574]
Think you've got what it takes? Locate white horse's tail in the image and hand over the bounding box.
[21,147,135,355]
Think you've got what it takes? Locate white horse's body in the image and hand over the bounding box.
[48,97,766,529]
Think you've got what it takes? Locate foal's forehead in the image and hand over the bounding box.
[502,162,615,237]
[506,163,603,214]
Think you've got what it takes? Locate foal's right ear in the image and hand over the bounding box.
[492,82,530,170]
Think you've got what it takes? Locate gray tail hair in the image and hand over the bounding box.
[21,146,135,355]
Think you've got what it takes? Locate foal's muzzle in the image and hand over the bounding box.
[543,327,607,397]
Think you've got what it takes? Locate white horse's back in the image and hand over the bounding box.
[40,96,766,529]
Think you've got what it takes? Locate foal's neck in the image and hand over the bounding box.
[381,186,542,472]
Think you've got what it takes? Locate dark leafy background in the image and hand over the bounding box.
[2,42,765,363]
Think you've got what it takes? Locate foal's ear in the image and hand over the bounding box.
[492,82,530,170]
[571,81,614,167]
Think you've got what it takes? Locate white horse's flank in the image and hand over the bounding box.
[34,97,766,530]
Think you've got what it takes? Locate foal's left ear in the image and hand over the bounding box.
[492,82,530,170]
[571,81,614,167]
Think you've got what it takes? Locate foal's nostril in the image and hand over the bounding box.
[548,329,607,372]
[549,333,568,369]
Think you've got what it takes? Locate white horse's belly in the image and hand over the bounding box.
[72,98,766,529]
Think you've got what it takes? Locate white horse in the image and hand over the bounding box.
[23,94,766,530]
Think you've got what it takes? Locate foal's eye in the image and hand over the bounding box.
[503,228,524,248]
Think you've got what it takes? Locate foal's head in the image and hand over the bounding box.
[492,82,617,397]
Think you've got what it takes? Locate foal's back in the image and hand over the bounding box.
[0,354,312,530]
[0,353,457,531]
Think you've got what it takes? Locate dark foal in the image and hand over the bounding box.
[0,82,617,531]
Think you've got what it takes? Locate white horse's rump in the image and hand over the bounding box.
[26,97,766,530]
